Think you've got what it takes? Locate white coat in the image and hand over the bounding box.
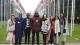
[41,18,50,33]
[7,19,15,32]
[55,19,60,33]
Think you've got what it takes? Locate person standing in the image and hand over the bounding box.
[60,13,66,45]
[41,15,50,45]
[55,16,61,45]
[6,15,15,45]
[49,16,56,45]
[24,13,31,44]
[15,13,25,45]
[31,12,42,45]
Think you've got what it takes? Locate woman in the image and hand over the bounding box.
[6,15,15,45]
[55,16,60,45]
[49,16,56,45]
[24,13,31,44]
[60,13,66,45]
[41,15,50,45]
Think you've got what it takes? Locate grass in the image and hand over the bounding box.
[0,23,7,43]
[66,24,80,43]
[0,22,80,43]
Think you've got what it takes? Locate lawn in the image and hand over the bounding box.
[0,22,80,43]
[0,22,7,43]
[66,24,80,43]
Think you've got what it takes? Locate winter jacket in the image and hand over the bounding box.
[31,14,42,32]
[41,18,50,33]
[55,19,60,33]
[7,19,15,32]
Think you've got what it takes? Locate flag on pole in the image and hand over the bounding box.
[16,0,19,3]
[40,0,44,4]
[49,0,53,4]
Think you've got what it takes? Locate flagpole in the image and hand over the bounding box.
[0,0,2,28]
[4,0,6,27]
[67,0,69,27]
[48,0,50,18]
[56,0,60,45]
[63,0,64,13]
[1,0,3,28]
[73,0,75,31]
[10,0,12,16]
[71,0,74,37]
[54,0,55,16]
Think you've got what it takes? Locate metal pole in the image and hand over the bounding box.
[63,0,64,13]
[48,0,50,18]
[10,0,11,16]
[1,0,3,28]
[54,0,55,16]
[45,0,48,15]
[67,0,69,24]
[4,0,6,27]
[70,0,75,37]
[64,0,69,42]
[0,0,2,28]
[71,0,73,37]
[58,0,60,18]
[9,0,10,18]
[56,0,60,45]
[7,0,9,20]
[73,0,75,31]
[12,1,15,15]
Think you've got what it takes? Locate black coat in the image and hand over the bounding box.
[15,17,25,38]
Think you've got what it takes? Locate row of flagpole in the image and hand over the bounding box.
[0,0,11,28]
[45,0,75,44]
[0,0,75,37]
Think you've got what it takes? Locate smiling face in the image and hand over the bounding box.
[19,13,22,16]
[51,16,55,21]
[11,15,15,21]
[26,13,30,18]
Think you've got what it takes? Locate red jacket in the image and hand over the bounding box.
[51,20,55,33]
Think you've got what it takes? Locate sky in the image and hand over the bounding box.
[20,0,41,13]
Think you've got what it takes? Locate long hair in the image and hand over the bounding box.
[42,15,48,21]
[10,15,15,24]
[51,16,56,21]
[60,13,65,20]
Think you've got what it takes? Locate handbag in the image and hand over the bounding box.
[63,29,66,33]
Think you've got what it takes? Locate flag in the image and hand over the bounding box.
[16,0,19,3]
[40,0,44,4]
[49,0,53,4]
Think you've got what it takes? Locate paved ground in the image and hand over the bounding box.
[65,43,80,45]
[0,43,80,45]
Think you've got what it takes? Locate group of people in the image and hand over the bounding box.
[6,12,66,45]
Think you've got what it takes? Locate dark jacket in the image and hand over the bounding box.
[24,18,31,29]
[31,13,42,32]
[15,17,25,37]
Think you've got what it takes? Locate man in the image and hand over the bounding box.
[24,13,31,44]
[31,12,42,45]
[15,13,25,45]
